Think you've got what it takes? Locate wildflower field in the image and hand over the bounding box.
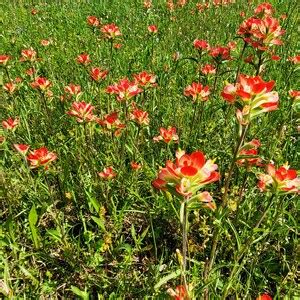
[1,0,299,299]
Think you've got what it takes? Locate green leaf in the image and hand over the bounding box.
[154,269,181,290]
[28,205,40,249]
[71,285,90,300]
[91,216,106,232]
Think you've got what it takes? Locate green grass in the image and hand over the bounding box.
[0,0,299,299]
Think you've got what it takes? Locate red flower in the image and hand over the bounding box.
[98,167,116,180]
[40,39,51,46]
[3,82,17,94]
[153,126,179,144]
[193,39,209,50]
[144,0,152,9]
[167,285,188,300]
[201,64,216,75]
[27,147,57,169]
[67,101,95,123]
[288,55,300,64]
[152,150,219,203]
[90,67,109,82]
[2,117,19,130]
[31,77,51,91]
[0,55,10,65]
[76,53,91,65]
[101,23,122,39]
[65,83,82,97]
[236,139,262,167]
[254,3,274,16]
[131,161,142,170]
[87,16,100,27]
[184,82,210,102]
[133,71,156,88]
[271,55,280,61]
[258,164,300,194]
[106,78,143,102]
[20,48,36,62]
[148,25,158,33]
[256,294,272,300]
[96,112,126,137]
[25,67,36,76]
[209,46,231,61]
[238,16,285,50]
[221,75,279,124]
[130,104,149,126]
[14,144,30,155]
[289,90,300,102]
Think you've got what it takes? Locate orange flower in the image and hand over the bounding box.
[76,53,91,65]
[184,82,210,102]
[0,55,10,65]
[98,167,116,180]
[130,104,149,126]
[201,64,216,75]
[193,39,209,50]
[87,15,100,27]
[106,78,143,102]
[101,23,122,39]
[67,101,95,123]
[2,117,19,131]
[31,77,51,91]
[90,67,109,82]
[133,71,156,88]
[167,285,189,300]
[96,112,126,137]
[65,83,82,97]
[258,164,300,194]
[148,25,158,33]
[130,162,142,170]
[152,150,219,204]
[236,139,262,167]
[27,147,57,169]
[20,48,36,62]
[14,144,30,155]
[256,293,272,300]
[3,82,17,94]
[153,126,179,144]
[221,75,279,124]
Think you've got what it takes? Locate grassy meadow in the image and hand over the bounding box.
[1,0,299,299]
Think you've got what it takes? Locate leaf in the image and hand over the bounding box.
[28,205,40,249]
[154,269,181,290]
[226,219,241,252]
[70,285,90,300]
[91,216,106,232]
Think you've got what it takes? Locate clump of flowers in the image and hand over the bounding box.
[258,163,300,194]
[221,75,279,125]
[20,48,37,62]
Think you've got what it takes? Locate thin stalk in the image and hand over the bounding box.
[234,42,247,84]
[221,193,277,299]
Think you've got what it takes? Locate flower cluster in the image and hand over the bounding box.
[258,164,300,194]
[152,150,219,209]
[221,75,279,125]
